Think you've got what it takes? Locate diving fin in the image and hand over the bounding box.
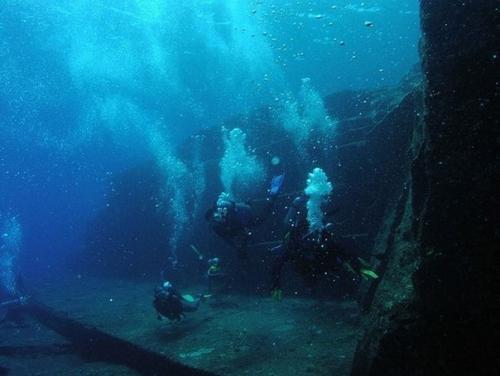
[270,173,285,195]
[271,288,283,301]
[360,268,379,279]
[181,294,195,302]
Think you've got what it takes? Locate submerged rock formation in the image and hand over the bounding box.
[82,72,422,291]
[82,70,422,290]
[352,1,498,374]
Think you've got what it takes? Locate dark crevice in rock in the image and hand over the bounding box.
[360,186,409,314]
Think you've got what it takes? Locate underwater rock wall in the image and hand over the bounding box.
[82,72,422,290]
[352,1,498,374]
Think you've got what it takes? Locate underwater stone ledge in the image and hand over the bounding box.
[23,301,216,376]
[351,1,498,375]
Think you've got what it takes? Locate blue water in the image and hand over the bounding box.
[0,0,420,278]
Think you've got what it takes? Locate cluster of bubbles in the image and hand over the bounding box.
[145,127,190,255]
[191,135,207,218]
[278,78,337,158]
[220,127,266,201]
[305,167,333,232]
[46,1,279,254]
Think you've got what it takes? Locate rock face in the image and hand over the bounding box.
[352,2,498,374]
[82,72,423,290]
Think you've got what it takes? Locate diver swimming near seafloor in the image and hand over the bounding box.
[153,280,205,321]
[205,174,285,259]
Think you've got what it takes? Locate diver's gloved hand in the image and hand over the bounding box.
[271,288,283,301]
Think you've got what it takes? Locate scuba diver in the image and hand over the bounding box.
[153,281,204,321]
[270,195,378,300]
[205,174,285,258]
[206,257,224,293]
[189,245,225,291]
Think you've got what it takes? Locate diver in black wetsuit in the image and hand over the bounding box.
[205,174,285,258]
[270,196,378,299]
[153,281,203,321]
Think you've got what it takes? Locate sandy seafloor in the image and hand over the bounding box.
[0,276,360,375]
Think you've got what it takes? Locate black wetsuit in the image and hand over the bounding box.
[153,285,201,321]
[271,196,349,290]
[211,202,255,238]
[208,199,275,257]
[272,227,347,289]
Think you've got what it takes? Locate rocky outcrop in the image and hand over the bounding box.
[352,1,498,374]
[24,301,216,376]
[82,72,423,288]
